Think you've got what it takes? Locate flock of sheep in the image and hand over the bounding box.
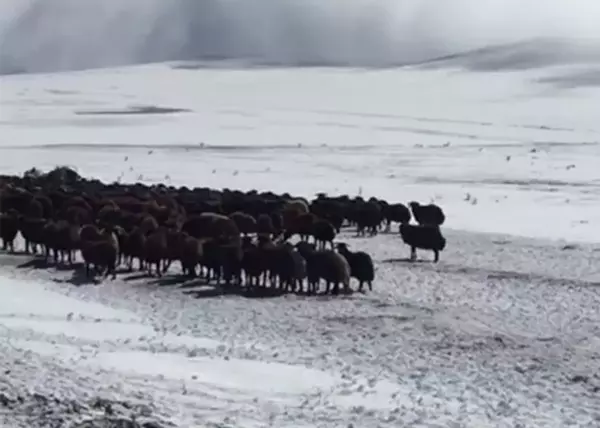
[0,167,447,296]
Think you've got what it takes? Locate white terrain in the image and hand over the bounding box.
[2,1,600,427]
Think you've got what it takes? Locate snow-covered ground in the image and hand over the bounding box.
[2,230,600,427]
[2,48,600,427]
[2,59,600,241]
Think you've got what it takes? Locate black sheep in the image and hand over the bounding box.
[336,242,374,292]
[229,211,257,236]
[383,203,411,232]
[356,201,382,236]
[312,219,336,250]
[0,210,19,252]
[242,242,268,287]
[399,223,446,262]
[296,242,350,295]
[409,202,445,227]
[256,213,274,238]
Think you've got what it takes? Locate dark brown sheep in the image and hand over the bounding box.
[27,198,44,219]
[284,212,317,242]
[122,227,146,271]
[0,210,19,252]
[64,205,92,226]
[53,220,81,265]
[229,211,257,236]
[80,233,118,280]
[179,234,207,277]
[20,217,46,254]
[139,214,159,235]
[143,228,168,276]
[183,213,239,241]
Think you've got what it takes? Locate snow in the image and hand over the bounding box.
[0,262,441,427]
[3,61,600,242]
[2,47,600,426]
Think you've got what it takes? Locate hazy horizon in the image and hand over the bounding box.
[1,0,600,74]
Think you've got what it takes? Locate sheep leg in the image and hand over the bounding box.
[162,259,172,274]
[410,246,417,261]
[358,281,364,293]
[105,263,116,280]
[368,281,372,291]
[433,250,439,263]
[331,282,339,295]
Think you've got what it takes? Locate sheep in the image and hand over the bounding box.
[256,213,274,238]
[80,237,118,280]
[20,217,46,254]
[213,237,244,287]
[32,195,53,219]
[275,242,307,293]
[64,205,92,226]
[383,203,411,232]
[139,214,159,235]
[409,201,445,227]
[182,212,239,240]
[122,227,146,271]
[270,212,284,236]
[285,199,309,214]
[284,212,317,242]
[97,204,120,228]
[161,228,186,273]
[0,210,19,252]
[143,227,168,276]
[79,224,103,243]
[53,220,81,265]
[242,241,269,287]
[42,220,60,263]
[312,219,336,250]
[26,198,44,219]
[229,211,257,236]
[179,234,206,277]
[399,223,446,262]
[80,227,121,280]
[295,243,350,295]
[356,201,382,236]
[336,243,374,292]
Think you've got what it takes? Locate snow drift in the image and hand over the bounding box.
[2,0,600,74]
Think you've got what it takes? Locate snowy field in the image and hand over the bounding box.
[2,45,600,426]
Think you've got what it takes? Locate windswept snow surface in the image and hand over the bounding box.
[1,231,600,427]
[2,56,600,426]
